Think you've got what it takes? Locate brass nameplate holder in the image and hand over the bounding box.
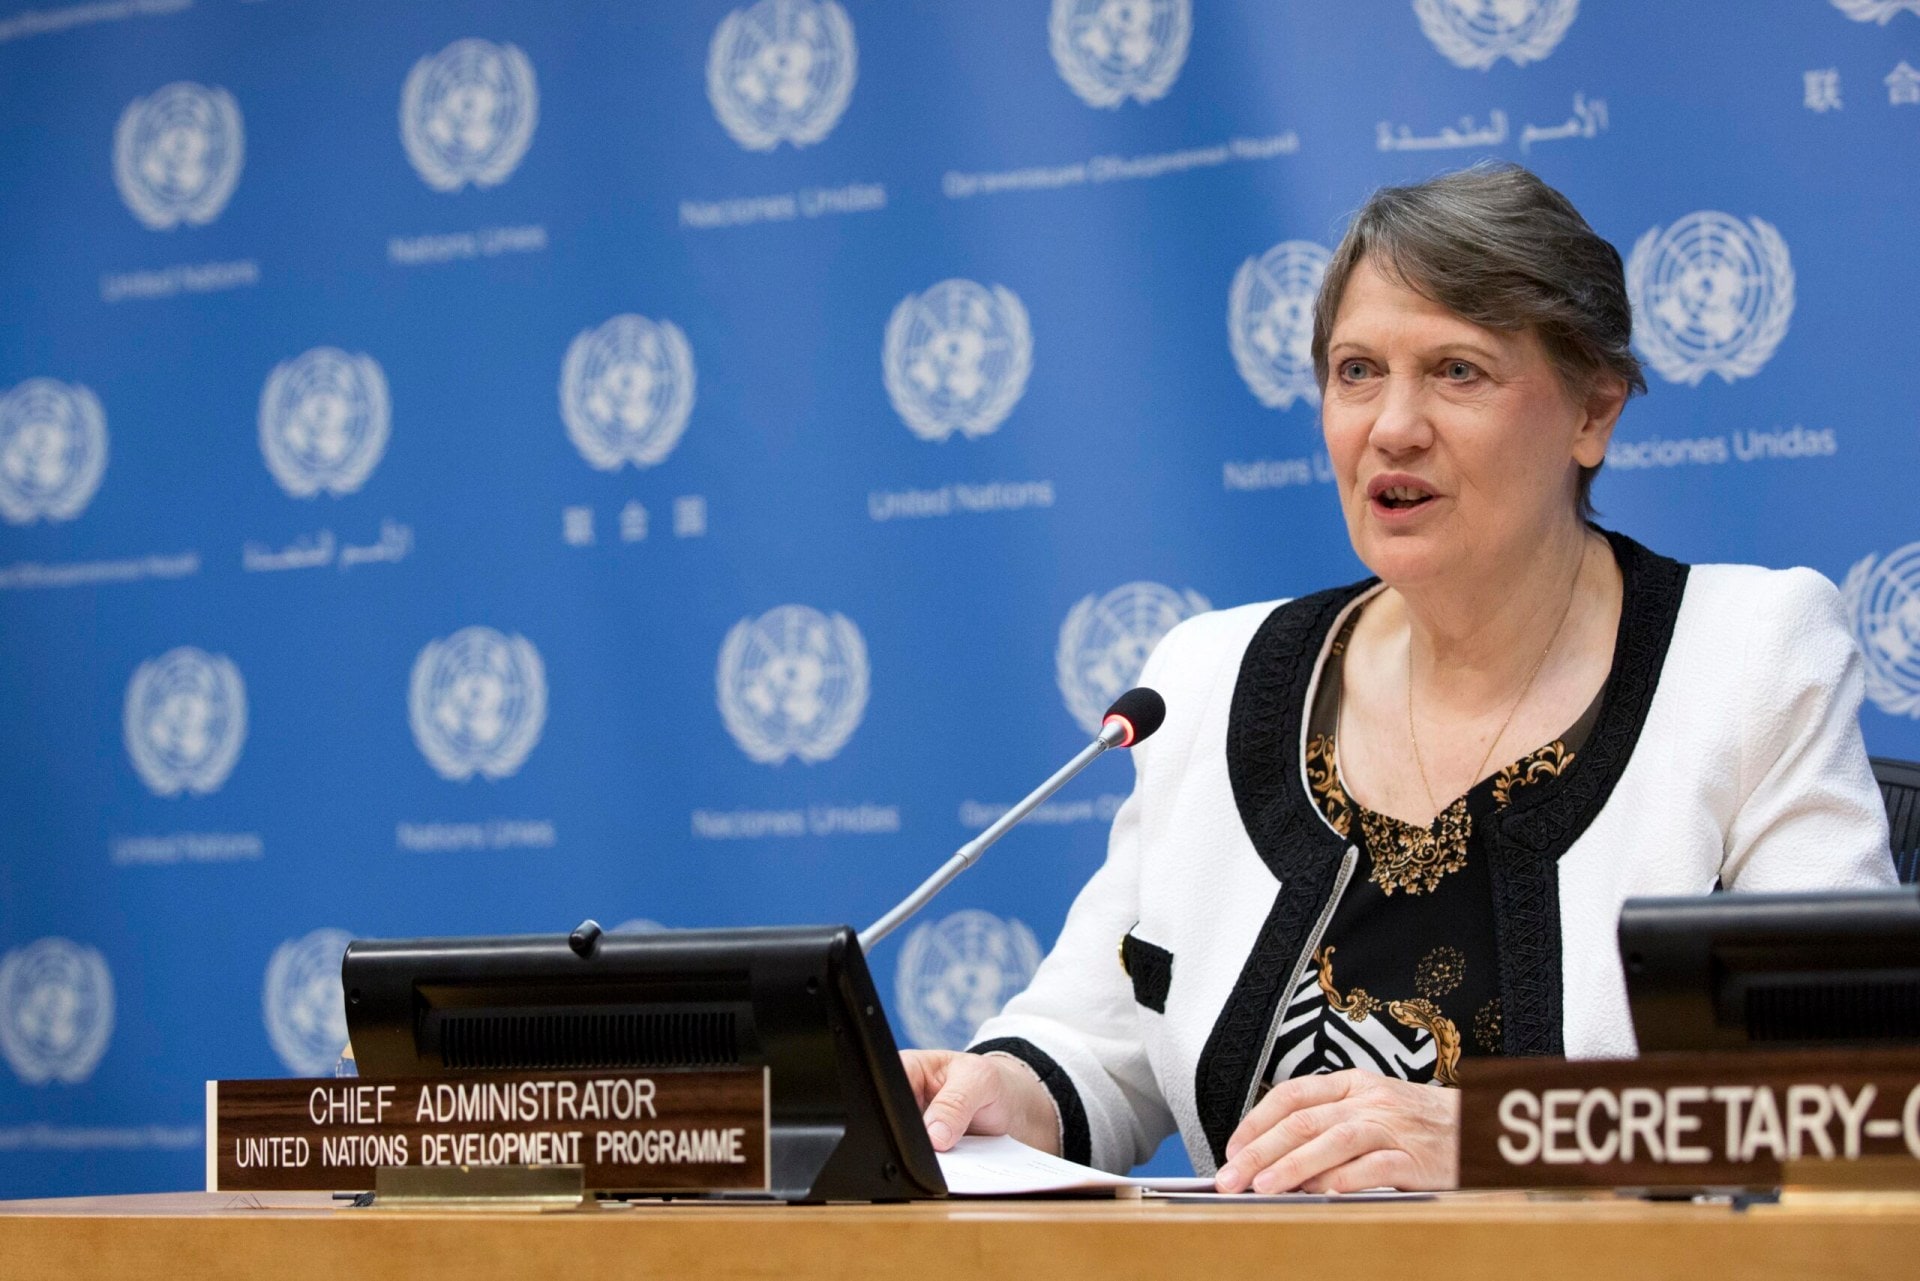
[372,1164,587,1211]
[206,1068,769,1196]
[1459,1048,1920,1190]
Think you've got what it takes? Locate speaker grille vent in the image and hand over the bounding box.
[1746,981,1920,1044]
[438,1010,741,1071]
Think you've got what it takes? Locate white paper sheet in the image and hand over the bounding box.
[1143,1189,1438,1203]
[935,1134,1215,1196]
[934,1134,1442,1200]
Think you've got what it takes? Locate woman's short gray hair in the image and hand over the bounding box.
[1310,162,1646,520]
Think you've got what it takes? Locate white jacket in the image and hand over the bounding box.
[969,535,1896,1176]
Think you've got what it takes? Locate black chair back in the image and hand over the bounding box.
[1872,757,1920,884]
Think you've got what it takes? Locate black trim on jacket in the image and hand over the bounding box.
[1121,931,1174,1014]
[969,1036,1094,1166]
[1193,530,1689,1166]
[1194,581,1370,1165]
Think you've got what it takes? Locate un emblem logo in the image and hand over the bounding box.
[113,81,244,230]
[409,627,548,782]
[263,928,352,1077]
[1049,0,1192,108]
[124,648,247,797]
[894,911,1042,1051]
[1843,543,1920,718]
[258,349,390,499]
[1057,582,1210,734]
[400,39,538,192]
[0,938,114,1086]
[1627,211,1795,387]
[0,378,108,526]
[707,0,857,152]
[1412,0,1580,70]
[1229,241,1332,410]
[559,315,697,471]
[717,605,869,765]
[883,280,1033,443]
[1830,1,1920,24]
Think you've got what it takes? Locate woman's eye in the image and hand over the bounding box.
[1339,360,1370,381]
[1443,360,1477,381]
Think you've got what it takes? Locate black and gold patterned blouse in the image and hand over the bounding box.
[1260,608,1603,1090]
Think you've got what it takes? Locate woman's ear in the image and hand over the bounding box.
[1573,374,1629,469]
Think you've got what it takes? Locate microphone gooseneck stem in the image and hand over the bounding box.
[858,719,1128,953]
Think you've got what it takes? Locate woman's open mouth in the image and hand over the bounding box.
[1367,475,1440,517]
[1374,485,1433,511]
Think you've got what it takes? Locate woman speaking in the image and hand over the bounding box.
[900,163,1895,1193]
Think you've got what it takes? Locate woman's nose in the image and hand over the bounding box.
[1366,374,1433,456]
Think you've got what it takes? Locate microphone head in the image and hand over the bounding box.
[1101,687,1166,749]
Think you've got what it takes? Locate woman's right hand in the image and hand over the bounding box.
[900,1049,1062,1155]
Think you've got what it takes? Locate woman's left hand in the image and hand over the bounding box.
[1214,1069,1460,1193]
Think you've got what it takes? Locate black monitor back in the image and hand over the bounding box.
[1620,885,1920,1052]
[342,924,945,1202]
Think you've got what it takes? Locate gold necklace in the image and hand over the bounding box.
[1408,549,1585,814]
[1348,548,1583,898]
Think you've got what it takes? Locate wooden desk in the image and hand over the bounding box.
[2,1190,1917,1281]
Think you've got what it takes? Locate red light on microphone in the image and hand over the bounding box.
[1100,688,1164,748]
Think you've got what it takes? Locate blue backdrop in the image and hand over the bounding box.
[2,0,1916,1198]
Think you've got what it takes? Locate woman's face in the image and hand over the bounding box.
[1321,257,1618,591]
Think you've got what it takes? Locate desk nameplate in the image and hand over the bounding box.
[207,1068,768,1193]
[1459,1048,1920,1189]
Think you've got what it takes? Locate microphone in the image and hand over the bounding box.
[1100,685,1166,749]
[857,687,1167,952]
